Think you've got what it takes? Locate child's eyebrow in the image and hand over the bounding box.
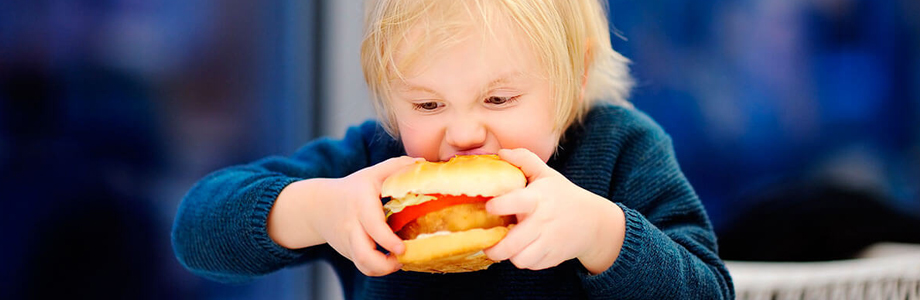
[397,84,438,95]
[395,72,526,94]
[485,73,524,90]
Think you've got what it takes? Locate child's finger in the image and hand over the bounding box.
[349,228,401,276]
[486,190,537,217]
[497,148,549,182]
[359,198,405,255]
[484,222,540,262]
[368,156,424,180]
[509,241,553,270]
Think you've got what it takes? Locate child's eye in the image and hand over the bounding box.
[484,96,519,106]
[412,101,444,112]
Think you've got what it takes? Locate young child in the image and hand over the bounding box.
[172,0,734,298]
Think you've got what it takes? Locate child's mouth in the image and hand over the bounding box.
[445,150,495,161]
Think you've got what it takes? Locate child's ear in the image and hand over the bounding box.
[580,67,588,102]
[580,40,592,102]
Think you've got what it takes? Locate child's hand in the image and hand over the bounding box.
[483,149,626,274]
[305,156,421,276]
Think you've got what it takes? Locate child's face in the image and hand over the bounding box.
[390,22,560,162]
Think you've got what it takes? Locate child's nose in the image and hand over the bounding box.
[445,119,486,150]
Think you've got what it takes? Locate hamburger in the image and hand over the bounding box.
[381,155,525,273]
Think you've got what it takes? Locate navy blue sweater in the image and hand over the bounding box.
[172,105,734,299]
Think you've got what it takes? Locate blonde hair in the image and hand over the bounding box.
[361,0,633,137]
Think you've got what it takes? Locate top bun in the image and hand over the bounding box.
[382,155,526,199]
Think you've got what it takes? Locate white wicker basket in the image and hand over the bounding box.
[726,243,920,300]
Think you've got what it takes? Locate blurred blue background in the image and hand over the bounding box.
[1,0,918,298]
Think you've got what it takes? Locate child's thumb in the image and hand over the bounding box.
[371,156,424,178]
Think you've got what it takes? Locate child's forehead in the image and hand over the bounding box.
[392,39,541,91]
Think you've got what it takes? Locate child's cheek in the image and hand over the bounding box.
[492,115,558,162]
[398,124,441,161]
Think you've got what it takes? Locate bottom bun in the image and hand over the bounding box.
[397,226,510,273]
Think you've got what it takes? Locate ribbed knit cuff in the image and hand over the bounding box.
[579,203,649,298]
[250,176,307,261]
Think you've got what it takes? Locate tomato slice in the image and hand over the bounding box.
[387,194,492,233]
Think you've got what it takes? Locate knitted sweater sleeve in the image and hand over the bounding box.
[579,112,735,299]
[171,121,390,284]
